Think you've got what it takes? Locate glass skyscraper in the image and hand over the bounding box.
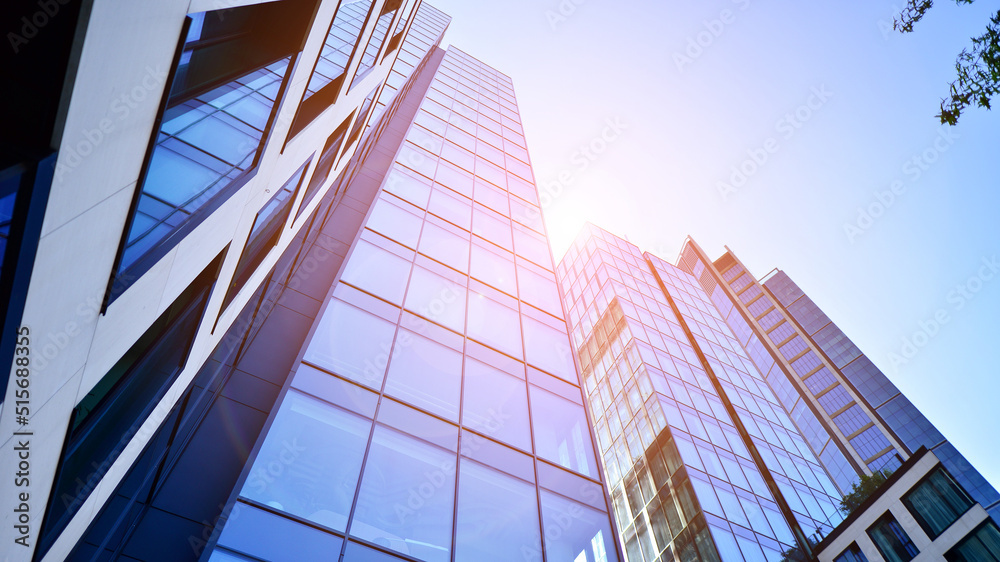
[556,225,844,562]
[556,226,998,561]
[677,239,1000,523]
[204,47,620,562]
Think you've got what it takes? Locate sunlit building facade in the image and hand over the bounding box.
[557,226,845,562]
[677,240,1000,523]
[202,47,621,562]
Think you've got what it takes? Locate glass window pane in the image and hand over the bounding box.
[427,187,472,230]
[868,512,919,562]
[302,299,396,390]
[736,533,767,562]
[523,317,576,382]
[407,124,444,156]
[351,425,456,562]
[240,390,370,532]
[903,468,974,538]
[384,330,462,421]
[435,159,474,198]
[441,142,475,174]
[419,221,469,273]
[340,239,412,305]
[530,386,597,478]
[513,226,552,270]
[384,166,431,208]
[404,266,467,333]
[217,501,345,560]
[945,521,1000,562]
[467,291,522,358]
[540,490,618,562]
[517,264,562,316]
[455,460,541,561]
[473,180,509,215]
[472,206,513,250]
[366,196,423,248]
[709,525,744,562]
[834,543,871,562]
[715,485,750,528]
[470,243,516,296]
[397,142,438,179]
[462,359,531,451]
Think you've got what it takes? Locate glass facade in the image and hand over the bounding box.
[303,1,373,102]
[556,226,843,561]
[207,47,620,562]
[364,3,449,137]
[758,266,996,512]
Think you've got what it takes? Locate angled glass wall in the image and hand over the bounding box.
[206,47,621,562]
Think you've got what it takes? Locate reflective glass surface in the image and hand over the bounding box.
[351,424,456,562]
[241,390,370,531]
[302,298,397,390]
[454,460,541,561]
[122,46,289,274]
[304,1,372,100]
[557,226,845,560]
[216,45,619,562]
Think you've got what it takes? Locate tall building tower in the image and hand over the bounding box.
[557,226,1000,561]
[199,45,621,562]
[556,225,844,562]
[676,239,1000,522]
[2,0,624,560]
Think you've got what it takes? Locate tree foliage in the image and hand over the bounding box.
[839,469,892,516]
[895,0,1000,124]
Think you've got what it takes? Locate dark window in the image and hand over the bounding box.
[349,0,401,88]
[867,512,919,562]
[345,84,380,149]
[834,542,869,562]
[39,251,224,556]
[296,115,351,218]
[289,0,374,137]
[946,520,1000,562]
[222,158,312,309]
[0,175,16,263]
[902,467,974,539]
[109,0,315,303]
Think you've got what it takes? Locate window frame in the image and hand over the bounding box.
[901,466,975,540]
[105,6,304,308]
[866,511,920,562]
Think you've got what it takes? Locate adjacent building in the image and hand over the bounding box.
[676,240,1000,522]
[556,225,844,561]
[555,225,999,561]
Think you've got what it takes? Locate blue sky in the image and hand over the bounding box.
[426,1,1000,491]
